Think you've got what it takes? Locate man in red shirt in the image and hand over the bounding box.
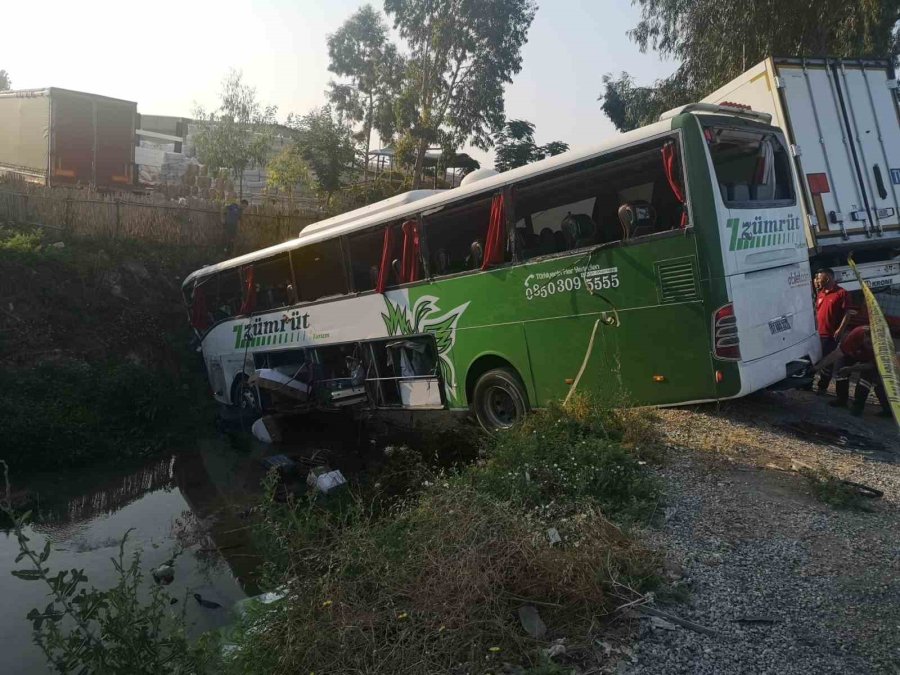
[813,268,853,393]
[813,325,891,417]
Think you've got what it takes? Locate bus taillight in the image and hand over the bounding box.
[713,304,741,360]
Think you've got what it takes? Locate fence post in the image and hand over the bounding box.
[64,197,72,232]
[114,199,121,239]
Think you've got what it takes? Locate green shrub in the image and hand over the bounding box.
[0,361,211,471]
[470,398,661,522]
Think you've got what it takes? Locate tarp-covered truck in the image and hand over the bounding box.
[0,88,136,189]
[703,57,900,330]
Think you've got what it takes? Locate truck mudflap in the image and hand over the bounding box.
[767,357,815,391]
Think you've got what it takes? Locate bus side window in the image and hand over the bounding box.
[515,169,601,260]
[292,239,349,303]
[424,195,495,276]
[215,269,243,319]
[253,254,294,311]
[347,222,405,291]
[515,137,688,257]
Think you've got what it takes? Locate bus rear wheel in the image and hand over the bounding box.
[472,368,528,432]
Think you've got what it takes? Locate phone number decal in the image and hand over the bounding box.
[524,266,620,300]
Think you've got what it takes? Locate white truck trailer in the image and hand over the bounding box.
[703,57,900,330]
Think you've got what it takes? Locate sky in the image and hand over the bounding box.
[3,0,678,168]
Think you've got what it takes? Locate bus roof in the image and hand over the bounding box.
[182,108,753,288]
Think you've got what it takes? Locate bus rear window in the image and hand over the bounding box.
[705,126,794,207]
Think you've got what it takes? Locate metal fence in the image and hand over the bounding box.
[0,185,325,254]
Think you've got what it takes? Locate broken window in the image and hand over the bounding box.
[513,137,687,260]
[214,269,243,319]
[253,253,296,312]
[348,220,411,293]
[424,194,503,276]
[705,126,795,206]
[292,238,349,303]
[347,226,388,292]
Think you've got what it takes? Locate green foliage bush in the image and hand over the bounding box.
[470,399,661,521]
[0,361,208,471]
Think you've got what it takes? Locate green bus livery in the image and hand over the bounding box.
[183,103,820,430]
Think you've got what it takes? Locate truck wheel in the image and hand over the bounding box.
[471,368,529,432]
[232,374,260,412]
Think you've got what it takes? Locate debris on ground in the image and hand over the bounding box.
[251,416,283,443]
[306,467,347,495]
[517,604,547,639]
[546,527,562,545]
[259,454,297,475]
[151,562,174,585]
[193,593,223,610]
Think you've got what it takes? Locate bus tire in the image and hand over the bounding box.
[231,374,260,412]
[471,368,529,432]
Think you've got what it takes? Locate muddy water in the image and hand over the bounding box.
[0,420,368,675]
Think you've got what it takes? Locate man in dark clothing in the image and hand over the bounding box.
[813,267,852,393]
[813,325,891,417]
[223,200,246,256]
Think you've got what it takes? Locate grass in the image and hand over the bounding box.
[224,396,665,674]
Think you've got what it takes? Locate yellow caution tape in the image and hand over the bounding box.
[848,256,900,428]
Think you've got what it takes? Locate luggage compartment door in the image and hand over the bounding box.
[364,335,446,410]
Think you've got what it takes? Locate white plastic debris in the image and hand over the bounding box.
[307,469,347,495]
[547,527,562,545]
[251,418,273,443]
[251,416,284,444]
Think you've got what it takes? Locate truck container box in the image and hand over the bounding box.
[0,87,136,189]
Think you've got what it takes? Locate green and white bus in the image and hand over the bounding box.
[183,103,820,430]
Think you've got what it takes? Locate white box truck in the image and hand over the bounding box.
[703,57,900,330]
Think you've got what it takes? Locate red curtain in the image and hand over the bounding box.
[662,142,688,229]
[400,219,421,283]
[376,225,396,293]
[239,265,256,314]
[190,283,209,331]
[482,193,505,270]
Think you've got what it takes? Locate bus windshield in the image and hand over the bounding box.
[705,126,794,206]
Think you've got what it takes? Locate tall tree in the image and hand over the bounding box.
[493,119,569,172]
[327,5,404,182]
[601,0,900,132]
[192,70,277,199]
[267,145,312,204]
[384,0,537,188]
[0,70,10,91]
[291,106,356,206]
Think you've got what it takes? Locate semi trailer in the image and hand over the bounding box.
[703,57,900,329]
[0,87,136,189]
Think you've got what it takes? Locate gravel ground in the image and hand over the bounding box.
[625,388,900,675]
